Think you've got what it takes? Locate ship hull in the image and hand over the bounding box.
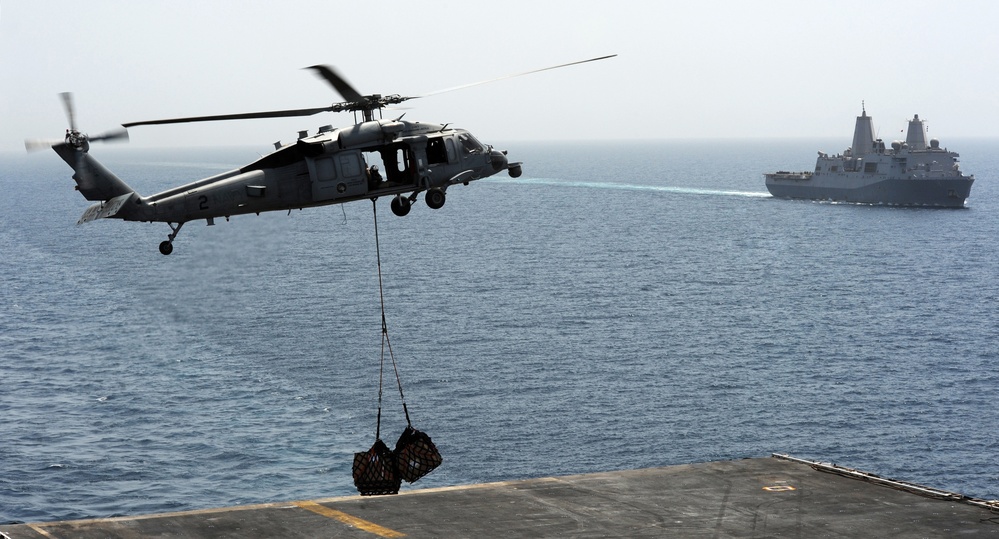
[765,175,973,208]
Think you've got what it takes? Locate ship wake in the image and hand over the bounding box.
[488,177,771,198]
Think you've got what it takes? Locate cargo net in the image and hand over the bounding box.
[394,426,443,483]
[353,201,443,496]
[352,427,443,495]
[353,439,401,496]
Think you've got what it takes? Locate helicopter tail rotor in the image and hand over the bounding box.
[88,127,130,144]
[27,93,135,204]
[60,92,78,133]
[25,92,129,152]
[24,137,65,152]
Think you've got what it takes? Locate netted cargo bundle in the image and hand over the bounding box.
[394,426,443,483]
[352,439,400,496]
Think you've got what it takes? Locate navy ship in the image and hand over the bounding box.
[765,106,975,207]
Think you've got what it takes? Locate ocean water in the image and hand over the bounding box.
[2,138,998,523]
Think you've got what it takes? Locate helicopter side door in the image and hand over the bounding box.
[378,142,422,187]
[308,150,367,202]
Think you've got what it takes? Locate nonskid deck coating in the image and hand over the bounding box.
[3,455,998,538]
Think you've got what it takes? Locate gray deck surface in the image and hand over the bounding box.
[3,455,998,538]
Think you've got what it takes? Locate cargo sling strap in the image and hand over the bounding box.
[371,198,409,442]
[352,200,442,495]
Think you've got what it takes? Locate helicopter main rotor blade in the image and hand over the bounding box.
[123,55,615,128]
[306,65,364,103]
[418,54,617,98]
[122,105,336,128]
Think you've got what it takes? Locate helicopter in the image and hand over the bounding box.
[26,55,616,255]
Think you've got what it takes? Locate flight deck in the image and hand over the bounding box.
[3,454,998,538]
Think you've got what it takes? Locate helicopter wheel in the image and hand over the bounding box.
[159,241,174,256]
[426,188,446,210]
[391,194,411,217]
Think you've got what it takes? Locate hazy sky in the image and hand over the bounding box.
[2,1,998,152]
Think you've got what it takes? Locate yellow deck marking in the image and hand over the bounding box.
[294,500,405,538]
[26,525,56,538]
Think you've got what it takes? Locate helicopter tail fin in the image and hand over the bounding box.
[53,143,136,202]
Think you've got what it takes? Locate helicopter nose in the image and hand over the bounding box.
[490,148,508,172]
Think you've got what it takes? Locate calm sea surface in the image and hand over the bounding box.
[2,138,997,523]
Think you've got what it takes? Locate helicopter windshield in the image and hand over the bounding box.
[458,132,485,155]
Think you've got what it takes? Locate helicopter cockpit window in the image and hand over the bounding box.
[458,133,485,155]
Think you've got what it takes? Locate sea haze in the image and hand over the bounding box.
[2,139,997,523]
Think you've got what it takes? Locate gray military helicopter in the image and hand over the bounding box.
[26,55,615,255]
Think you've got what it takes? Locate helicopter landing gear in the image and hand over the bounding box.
[391,194,411,217]
[159,222,184,255]
[425,188,446,210]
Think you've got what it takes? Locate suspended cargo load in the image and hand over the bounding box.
[395,426,443,483]
[353,439,401,496]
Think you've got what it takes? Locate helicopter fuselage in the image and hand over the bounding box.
[58,119,522,253]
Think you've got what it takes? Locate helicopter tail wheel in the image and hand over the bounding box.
[425,188,446,210]
[159,222,184,255]
[391,194,411,217]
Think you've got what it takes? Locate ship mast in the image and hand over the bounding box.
[851,101,875,155]
[905,114,928,150]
